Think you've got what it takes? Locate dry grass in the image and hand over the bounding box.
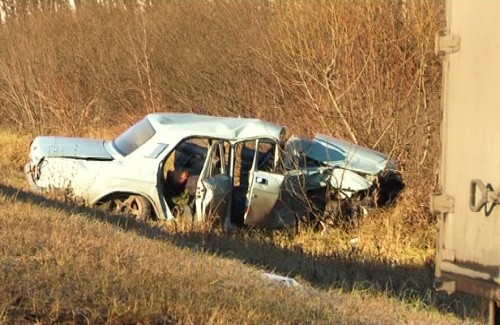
[0,1,488,323]
[0,189,472,324]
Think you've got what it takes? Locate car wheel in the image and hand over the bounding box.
[105,194,153,221]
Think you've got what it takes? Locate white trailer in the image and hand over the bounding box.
[432,1,500,323]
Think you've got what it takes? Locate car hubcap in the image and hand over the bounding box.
[111,196,144,219]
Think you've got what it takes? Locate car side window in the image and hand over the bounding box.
[207,142,225,178]
[147,143,168,159]
[256,141,275,173]
[233,140,256,187]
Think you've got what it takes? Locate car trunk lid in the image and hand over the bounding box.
[31,136,113,162]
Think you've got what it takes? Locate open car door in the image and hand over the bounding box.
[243,140,302,228]
[195,141,232,222]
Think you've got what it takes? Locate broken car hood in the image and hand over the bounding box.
[30,136,113,163]
[286,134,396,174]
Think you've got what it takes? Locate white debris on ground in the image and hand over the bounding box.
[349,237,360,245]
[263,272,302,288]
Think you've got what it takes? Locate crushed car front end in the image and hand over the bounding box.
[285,134,405,222]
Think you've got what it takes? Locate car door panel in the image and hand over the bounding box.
[195,142,231,221]
[199,175,232,221]
[244,170,284,227]
[244,139,300,228]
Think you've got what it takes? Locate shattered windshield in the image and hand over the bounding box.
[286,137,345,168]
[306,140,345,164]
[113,118,155,156]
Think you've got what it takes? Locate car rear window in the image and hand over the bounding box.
[113,118,155,156]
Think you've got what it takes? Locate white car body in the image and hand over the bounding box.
[25,113,403,228]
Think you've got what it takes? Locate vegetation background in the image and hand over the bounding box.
[0,0,486,323]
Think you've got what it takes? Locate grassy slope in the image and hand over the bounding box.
[0,132,480,323]
[0,192,462,325]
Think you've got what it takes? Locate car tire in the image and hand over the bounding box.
[104,194,153,221]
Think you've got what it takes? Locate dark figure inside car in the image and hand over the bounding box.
[165,169,199,218]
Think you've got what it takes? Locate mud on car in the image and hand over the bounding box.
[25,113,404,228]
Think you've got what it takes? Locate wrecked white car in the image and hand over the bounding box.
[25,113,403,228]
[25,113,300,228]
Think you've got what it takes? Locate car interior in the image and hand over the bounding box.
[160,137,278,224]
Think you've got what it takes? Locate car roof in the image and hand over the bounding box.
[146,113,284,141]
